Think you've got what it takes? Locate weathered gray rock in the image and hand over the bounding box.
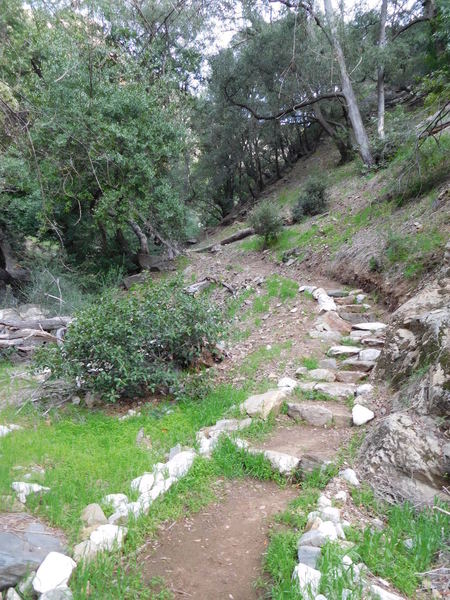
[293,563,321,597]
[287,403,333,427]
[295,366,309,377]
[314,311,352,335]
[5,589,22,600]
[81,504,107,528]
[314,382,356,399]
[73,540,98,562]
[0,514,65,591]
[341,358,375,371]
[241,389,286,420]
[308,369,335,382]
[359,348,381,362]
[297,545,321,569]
[317,495,331,508]
[32,552,76,595]
[319,358,337,370]
[359,413,446,502]
[335,371,366,383]
[352,404,375,426]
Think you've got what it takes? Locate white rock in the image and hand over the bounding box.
[90,524,127,551]
[241,389,286,420]
[320,506,341,524]
[328,345,361,356]
[317,293,337,313]
[370,584,403,600]
[298,521,338,547]
[12,481,50,504]
[356,294,366,304]
[315,595,328,600]
[278,376,298,391]
[32,552,76,594]
[359,348,381,361]
[312,287,326,300]
[103,493,129,510]
[196,430,219,456]
[233,437,250,450]
[264,450,300,475]
[317,495,332,508]
[342,555,353,567]
[0,425,12,437]
[334,491,348,502]
[293,563,321,598]
[165,450,196,480]
[340,468,360,487]
[313,382,356,399]
[212,418,252,433]
[131,473,155,495]
[352,404,375,426]
[352,322,386,331]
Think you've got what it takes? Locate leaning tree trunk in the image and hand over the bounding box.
[313,103,353,163]
[323,0,374,167]
[377,0,388,140]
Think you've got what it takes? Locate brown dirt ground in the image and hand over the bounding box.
[141,478,298,600]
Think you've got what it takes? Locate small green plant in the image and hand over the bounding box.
[301,356,319,370]
[34,277,223,402]
[292,177,328,222]
[248,201,283,247]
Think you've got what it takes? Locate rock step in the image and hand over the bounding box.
[337,304,371,313]
[295,381,357,399]
[341,358,375,371]
[287,401,352,428]
[352,322,387,332]
[327,345,361,356]
[339,312,377,324]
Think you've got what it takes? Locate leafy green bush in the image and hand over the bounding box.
[292,177,328,222]
[34,278,223,402]
[248,201,283,247]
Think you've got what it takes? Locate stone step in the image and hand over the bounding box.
[335,371,368,383]
[341,358,375,371]
[360,337,385,346]
[327,345,361,356]
[337,304,371,313]
[339,312,377,324]
[287,401,352,428]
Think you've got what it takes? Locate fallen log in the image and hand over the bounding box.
[184,277,235,296]
[192,227,255,253]
[0,316,72,330]
[0,328,58,341]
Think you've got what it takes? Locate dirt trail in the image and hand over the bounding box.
[138,241,375,598]
[143,479,297,600]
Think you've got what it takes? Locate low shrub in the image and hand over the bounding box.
[248,201,283,247]
[292,177,328,222]
[34,277,223,402]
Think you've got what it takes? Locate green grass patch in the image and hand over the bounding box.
[348,500,450,596]
[300,356,319,370]
[238,342,292,380]
[0,384,247,542]
[385,228,445,279]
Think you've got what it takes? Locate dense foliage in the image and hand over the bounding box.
[34,278,223,401]
[0,0,447,288]
[292,177,328,222]
[249,201,284,247]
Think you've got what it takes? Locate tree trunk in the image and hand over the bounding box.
[323,0,374,166]
[128,219,149,255]
[377,0,388,140]
[313,104,352,163]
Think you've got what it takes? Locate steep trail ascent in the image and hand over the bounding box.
[139,240,390,599]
